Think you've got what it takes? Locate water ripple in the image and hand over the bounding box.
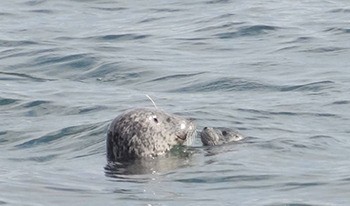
[175,174,275,184]
[195,21,244,33]
[0,39,38,47]
[28,9,54,14]
[268,202,324,206]
[147,72,205,83]
[33,53,96,69]
[12,122,106,162]
[15,125,89,149]
[206,0,231,4]
[280,81,335,92]
[237,108,338,118]
[91,7,127,12]
[170,77,270,93]
[170,77,334,93]
[331,100,350,105]
[216,25,279,39]
[0,97,18,106]
[82,63,152,83]
[0,71,55,82]
[324,27,350,35]
[301,47,347,53]
[329,8,350,13]
[87,34,150,42]
[24,0,46,6]
[280,181,328,191]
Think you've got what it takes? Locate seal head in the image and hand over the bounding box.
[107,108,196,162]
[200,127,244,146]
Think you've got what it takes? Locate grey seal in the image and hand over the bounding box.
[200,127,244,146]
[107,108,196,162]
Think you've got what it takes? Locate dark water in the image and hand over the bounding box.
[1,0,350,205]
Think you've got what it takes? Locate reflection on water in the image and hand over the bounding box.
[105,146,196,176]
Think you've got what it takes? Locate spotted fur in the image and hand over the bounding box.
[107,108,196,162]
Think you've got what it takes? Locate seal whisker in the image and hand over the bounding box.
[146,94,158,109]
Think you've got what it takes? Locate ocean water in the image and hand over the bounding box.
[1,0,350,205]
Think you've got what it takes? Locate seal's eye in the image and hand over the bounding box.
[149,115,159,123]
[153,117,158,123]
[222,131,227,136]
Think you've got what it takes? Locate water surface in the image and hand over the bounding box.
[1,0,350,205]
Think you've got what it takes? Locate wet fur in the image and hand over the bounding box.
[107,108,196,162]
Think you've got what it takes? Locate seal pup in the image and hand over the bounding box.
[200,127,244,146]
[107,108,196,162]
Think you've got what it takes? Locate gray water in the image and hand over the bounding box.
[1,0,350,205]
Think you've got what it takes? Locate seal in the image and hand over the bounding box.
[107,108,196,162]
[200,127,244,146]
